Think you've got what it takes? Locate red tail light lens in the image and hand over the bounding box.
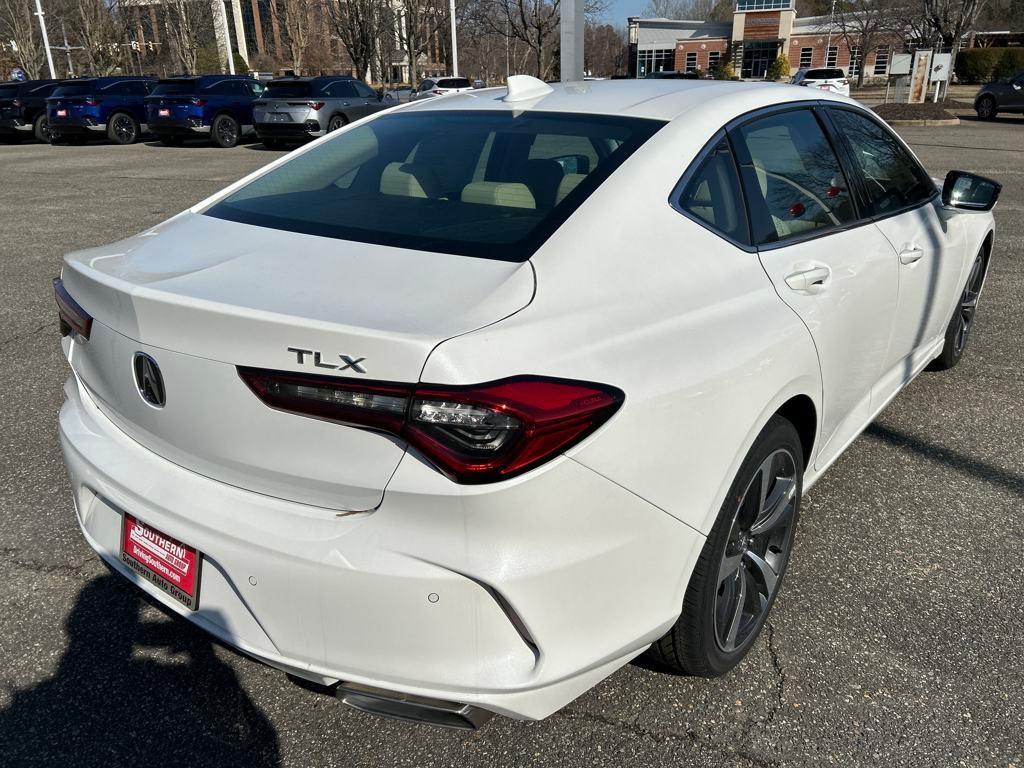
[190,98,207,106]
[85,98,100,106]
[432,89,444,95]
[238,369,624,484]
[307,101,325,110]
[53,278,93,340]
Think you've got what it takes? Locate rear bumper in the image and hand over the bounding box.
[58,364,703,721]
[49,118,106,134]
[255,121,324,140]
[149,118,211,135]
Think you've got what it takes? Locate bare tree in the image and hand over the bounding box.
[397,0,447,85]
[483,0,561,79]
[641,0,716,19]
[0,0,45,78]
[922,0,988,48]
[279,0,311,71]
[325,0,383,81]
[831,0,905,87]
[584,22,626,76]
[159,0,211,74]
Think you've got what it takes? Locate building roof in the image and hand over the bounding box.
[400,78,852,123]
[629,16,733,45]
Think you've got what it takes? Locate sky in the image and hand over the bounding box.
[601,0,649,27]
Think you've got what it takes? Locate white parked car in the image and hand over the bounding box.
[792,67,851,97]
[55,77,999,728]
[410,76,474,100]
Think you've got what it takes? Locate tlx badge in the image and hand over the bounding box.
[287,347,367,374]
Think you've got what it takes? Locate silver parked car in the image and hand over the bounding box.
[410,77,474,100]
[254,76,386,148]
[382,85,415,104]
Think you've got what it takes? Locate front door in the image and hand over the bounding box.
[730,107,899,470]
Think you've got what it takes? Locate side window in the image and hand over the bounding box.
[249,81,265,96]
[327,81,357,98]
[353,81,377,99]
[420,80,435,92]
[732,109,856,245]
[828,108,936,216]
[675,138,748,245]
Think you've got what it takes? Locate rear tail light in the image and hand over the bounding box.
[53,278,92,340]
[432,89,444,95]
[307,101,325,110]
[190,98,206,106]
[841,79,849,86]
[238,369,624,484]
[85,98,100,106]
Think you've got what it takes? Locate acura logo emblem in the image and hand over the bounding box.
[133,352,166,408]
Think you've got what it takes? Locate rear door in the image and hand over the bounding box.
[732,106,899,470]
[352,80,383,116]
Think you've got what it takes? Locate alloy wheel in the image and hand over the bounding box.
[977,97,994,119]
[714,448,797,653]
[113,115,136,143]
[217,118,238,146]
[954,252,986,355]
[329,116,345,132]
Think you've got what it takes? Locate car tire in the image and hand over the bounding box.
[929,247,989,371]
[157,134,183,147]
[33,113,51,143]
[645,415,803,677]
[327,114,347,132]
[212,114,240,148]
[975,96,997,121]
[107,112,139,145]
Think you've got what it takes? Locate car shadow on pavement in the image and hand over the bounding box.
[0,572,281,768]
[866,422,1024,497]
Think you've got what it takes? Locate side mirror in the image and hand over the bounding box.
[942,170,1001,212]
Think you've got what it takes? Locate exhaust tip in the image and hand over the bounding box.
[336,682,494,730]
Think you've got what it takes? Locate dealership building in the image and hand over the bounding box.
[628,0,896,80]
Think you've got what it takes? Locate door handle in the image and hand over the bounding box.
[784,265,831,293]
[899,246,924,265]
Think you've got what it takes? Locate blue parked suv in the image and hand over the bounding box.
[146,75,266,148]
[47,76,155,145]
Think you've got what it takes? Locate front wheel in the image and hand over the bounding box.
[33,113,51,143]
[107,112,139,144]
[930,247,988,371]
[212,114,240,148]
[975,96,997,121]
[645,416,803,677]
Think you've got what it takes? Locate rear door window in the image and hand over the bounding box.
[353,81,377,99]
[326,81,357,98]
[52,83,93,97]
[153,81,197,96]
[439,78,472,89]
[731,108,856,245]
[205,110,664,260]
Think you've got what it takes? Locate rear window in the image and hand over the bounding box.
[805,69,844,80]
[438,78,472,89]
[205,110,663,261]
[265,81,311,97]
[151,81,198,96]
[52,83,93,97]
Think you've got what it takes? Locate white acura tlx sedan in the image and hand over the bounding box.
[55,76,999,728]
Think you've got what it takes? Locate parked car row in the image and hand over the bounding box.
[0,74,391,149]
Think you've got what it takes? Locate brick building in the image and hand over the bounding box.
[628,1,899,81]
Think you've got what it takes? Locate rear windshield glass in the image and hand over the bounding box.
[438,78,472,89]
[0,85,19,98]
[264,81,311,97]
[806,69,844,79]
[52,83,93,97]
[151,81,197,95]
[205,110,663,261]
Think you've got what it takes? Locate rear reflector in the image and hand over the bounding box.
[238,368,624,484]
[53,278,92,340]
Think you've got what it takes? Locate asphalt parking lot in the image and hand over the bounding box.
[0,121,1021,767]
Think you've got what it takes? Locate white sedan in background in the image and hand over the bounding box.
[55,77,998,728]
[792,67,851,97]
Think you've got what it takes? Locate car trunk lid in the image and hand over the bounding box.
[61,213,535,510]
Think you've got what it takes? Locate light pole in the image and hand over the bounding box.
[33,0,56,79]
[449,0,458,77]
[824,0,838,61]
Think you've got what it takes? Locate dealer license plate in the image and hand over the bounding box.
[56,109,67,117]
[158,108,170,117]
[121,513,202,610]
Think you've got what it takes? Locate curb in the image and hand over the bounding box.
[883,117,961,127]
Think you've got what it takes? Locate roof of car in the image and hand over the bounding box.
[267,75,354,84]
[401,78,854,122]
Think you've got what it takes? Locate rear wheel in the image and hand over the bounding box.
[108,112,139,144]
[33,113,51,143]
[646,416,802,676]
[212,114,240,148]
[930,247,988,371]
[327,114,347,133]
[976,96,997,120]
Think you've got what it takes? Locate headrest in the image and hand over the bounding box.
[461,181,536,209]
[380,162,426,198]
[555,173,586,204]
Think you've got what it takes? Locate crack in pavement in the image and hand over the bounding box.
[0,547,98,577]
[764,620,786,724]
[0,321,59,350]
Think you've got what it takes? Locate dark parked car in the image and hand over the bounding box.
[146,75,266,147]
[0,79,60,142]
[974,71,1024,120]
[644,70,702,80]
[47,76,156,145]
[253,76,386,148]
